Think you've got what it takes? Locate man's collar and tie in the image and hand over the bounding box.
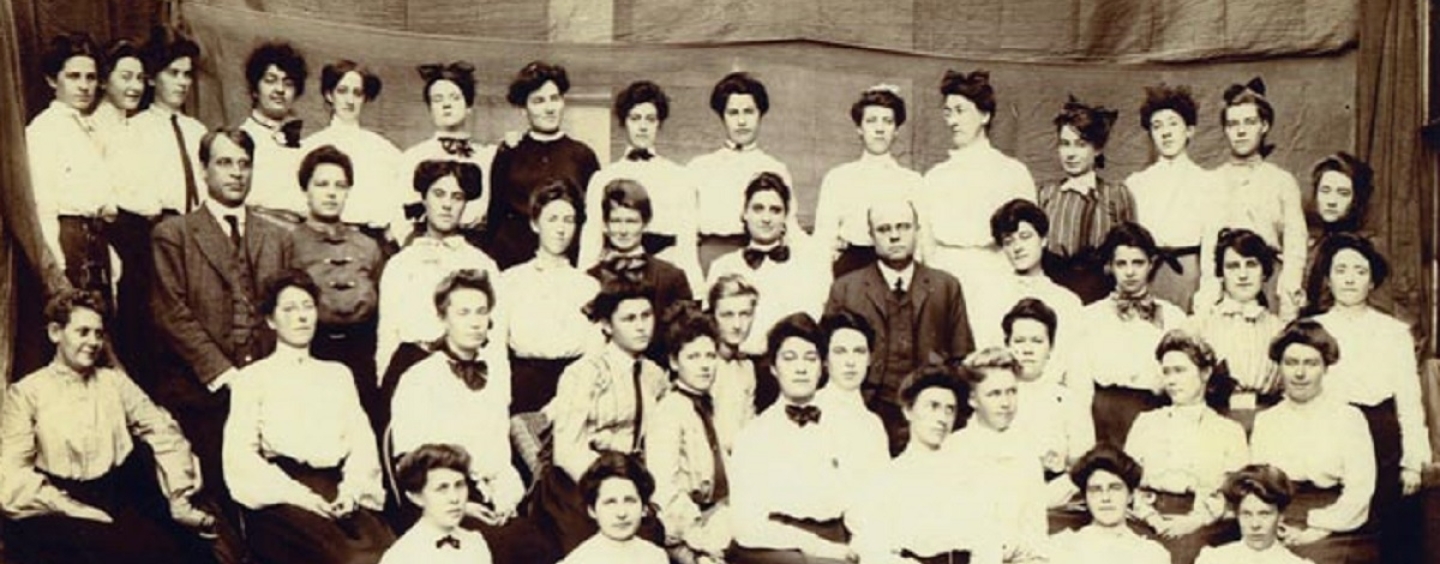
[207,202,248,248]
[877,261,915,299]
[742,244,790,269]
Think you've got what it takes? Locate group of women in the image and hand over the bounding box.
[3,21,1430,564]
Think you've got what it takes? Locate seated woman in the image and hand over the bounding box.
[1195,464,1316,564]
[707,273,760,450]
[729,313,875,564]
[1306,234,1428,510]
[536,276,669,553]
[558,451,668,564]
[848,365,1003,564]
[224,270,394,563]
[1184,228,1285,430]
[499,179,601,415]
[1125,330,1247,563]
[646,304,733,564]
[1250,320,1376,562]
[1002,298,1094,509]
[390,269,546,562]
[813,311,890,462]
[1045,445,1168,564]
[0,289,215,564]
[944,347,1049,562]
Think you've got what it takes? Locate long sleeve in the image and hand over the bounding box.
[727,425,826,552]
[337,382,385,512]
[151,220,232,384]
[119,372,200,506]
[27,131,64,269]
[374,264,404,379]
[0,387,69,519]
[811,171,845,257]
[222,376,321,510]
[577,170,609,270]
[1275,172,1307,315]
[643,400,702,543]
[479,395,525,513]
[550,361,601,481]
[1388,325,1431,473]
[1307,409,1376,533]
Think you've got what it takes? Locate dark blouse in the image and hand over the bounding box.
[484,135,600,269]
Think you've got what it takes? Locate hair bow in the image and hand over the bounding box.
[417,61,476,82]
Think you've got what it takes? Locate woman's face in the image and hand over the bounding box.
[532,198,578,258]
[1147,109,1192,159]
[103,56,145,112]
[588,477,643,542]
[604,206,646,254]
[1237,493,1282,551]
[942,94,989,149]
[968,368,1018,431]
[1083,469,1131,528]
[49,306,105,372]
[525,80,565,134]
[1326,248,1374,307]
[1315,170,1356,224]
[1001,221,1046,274]
[605,298,655,355]
[268,286,317,349]
[772,336,822,402]
[722,94,761,147]
[327,71,367,123]
[441,287,491,353]
[150,56,193,111]
[1108,245,1153,296]
[858,105,898,156]
[255,64,297,120]
[1006,318,1052,380]
[742,190,787,246]
[423,175,468,235]
[712,295,756,350]
[1279,343,1326,404]
[1057,125,1097,177]
[50,56,98,111]
[671,336,719,393]
[1221,247,1265,303]
[1159,350,1207,406]
[427,79,469,130]
[824,328,869,392]
[305,162,352,221]
[1223,103,1269,159]
[624,102,660,151]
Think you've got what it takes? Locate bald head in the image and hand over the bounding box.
[868,199,919,269]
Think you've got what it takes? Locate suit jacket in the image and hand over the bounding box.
[825,262,974,396]
[151,205,285,406]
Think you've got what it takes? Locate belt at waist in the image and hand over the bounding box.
[57,214,106,225]
[900,549,972,564]
[766,513,848,543]
[267,454,344,502]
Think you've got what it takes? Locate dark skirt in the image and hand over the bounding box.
[728,515,850,564]
[698,233,748,276]
[1352,399,1402,513]
[530,465,665,555]
[1092,384,1164,448]
[831,245,876,279]
[1137,490,1240,564]
[107,210,165,389]
[1285,483,1380,564]
[6,455,214,564]
[243,457,394,564]
[510,354,580,415]
[58,215,114,306]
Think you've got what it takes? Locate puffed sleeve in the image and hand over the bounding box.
[1307,408,1376,533]
[548,358,601,481]
[374,261,405,379]
[0,385,70,519]
[222,371,323,510]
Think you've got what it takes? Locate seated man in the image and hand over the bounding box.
[0,290,216,564]
[825,198,973,453]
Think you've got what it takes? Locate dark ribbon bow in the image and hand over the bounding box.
[1114,292,1160,326]
[785,404,822,427]
[444,350,489,391]
[625,148,654,162]
[440,137,475,158]
[602,254,648,283]
[640,233,677,256]
[435,535,461,549]
[417,61,476,82]
[278,120,303,148]
[742,245,790,269]
[1223,76,1268,103]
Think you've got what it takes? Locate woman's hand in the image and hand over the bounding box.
[1278,522,1331,546]
[1401,468,1422,496]
[297,494,337,519]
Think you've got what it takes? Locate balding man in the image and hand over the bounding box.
[824,199,974,454]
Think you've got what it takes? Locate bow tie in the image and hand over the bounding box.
[625,148,654,161]
[414,235,470,251]
[601,253,648,282]
[1114,292,1160,326]
[1217,299,1267,323]
[440,137,474,158]
[742,245,790,269]
[718,345,744,362]
[277,120,303,148]
[785,404,822,427]
[447,355,488,391]
[435,534,461,549]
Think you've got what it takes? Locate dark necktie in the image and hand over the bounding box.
[170,114,199,212]
[742,245,790,269]
[625,148,654,161]
[892,276,907,302]
[224,215,242,250]
[435,535,460,549]
[440,137,474,158]
[785,404,822,427]
[679,388,729,504]
[631,359,646,452]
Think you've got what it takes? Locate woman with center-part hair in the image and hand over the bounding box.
[302,60,401,244]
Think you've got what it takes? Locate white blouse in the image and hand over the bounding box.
[1044,525,1170,564]
[558,534,668,564]
[375,235,503,374]
[238,115,308,215]
[917,138,1035,251]
[1125,404,1248,498]
[26,101,115,265]
[498,257,601,359]
[942,422,1048,558]
[1125,154,1218,248]
[848,445,1003,564]
[812,152,922,251]
[1195,541,1316,564]
[303,121,403,228]
[688,144,796,238]
[1250,396,1375,533]
[1071,296,1187,397]
[704,238,830,355]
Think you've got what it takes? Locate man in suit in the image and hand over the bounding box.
[151,127,286,505]
[825,198,974,454]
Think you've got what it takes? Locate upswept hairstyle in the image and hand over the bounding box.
[1139,83,1198,129]
[396,443,473,495]
[44,288,109,326]
[614,80,669,123]
[42,32,101,78]
[1302,232,1389,316]
[1054,95,1119,168]
[1222,464,1296,511]
[507,60,569,107]
[743,172,791,212]
[259,269,321,317]
[850,85,907,127]
[412,160,482,201]
[321,59,382,101]
[1267,319,1340,366]
[709,72,770,117]
[939,70,995,116]
[1069,444,1144,491]
[1220,76,1275,157]
[990,198,1050,246]
[818,310,876,353]
[1309,152,1374,233]
[1001,298,1058,343]
[142,25,199,77]
[244,41,307,98]
[579,450,656,508]
[417,61,477,107]
[432,268,496,316]
[601,179,654,223]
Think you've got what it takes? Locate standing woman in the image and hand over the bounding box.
[1306,235,1428,524]
[224,271,394,563]
[579,81,702,291]
[918,69,1036,308]
[28,33,116,305]
[304,60,402,244]
[486,60,601,269]
[1185,228,1286,429]
[282,145,385,413]
[237,42,310,219]
[394,61,494,246]
[1301,154,1373,311]
[499,179,602,415]
[813,85,922,278]
[1201,78,1306,319]
[1126,84,1215,313]
[1039,96,1135,304]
